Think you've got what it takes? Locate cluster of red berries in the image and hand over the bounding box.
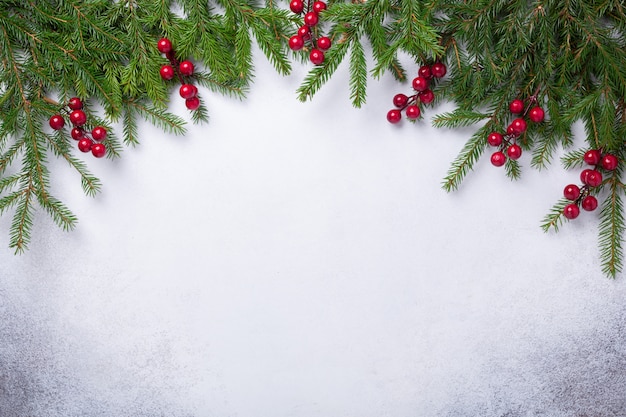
[48,97,107,158]
[562,149,619,219]
[288,0,330,65]
[487,97,545,166]
[157,38,200,111]
[386,62,447,124]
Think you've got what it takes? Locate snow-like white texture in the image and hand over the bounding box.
[1,51,625,417]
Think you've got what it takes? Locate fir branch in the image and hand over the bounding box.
[431,109,490,129]
[348,37,367,108]
[541,197,569,233]
[598,176,625,277]
[441,125,489,192]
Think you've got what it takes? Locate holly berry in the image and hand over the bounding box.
[157,38,173,54]
[289,0,304,13]
[69,110,87,126]
[298,26,311,41]
[506,124,517,136]
[387,109,402,124]
[419,89,434,104]
[309,49,324,65]
[580,168,593,184]
[179,60,194,76]
[289,35,305,51]
[563,203,580,220]
[67,97,83,110]
[431,62,447,78]
[584,149,602,165]
[563,184,581,201]
[581,195,598,211]
[316,36,332,51]
[487,132,503,147]
[91,143,106,158]
[185,97,200,111]
[418,65,432,79]
[586,170,603,187]
[506,143,522,160]
[601,154,619,171]
[411,76,429,92]
[312,1,327,13]
[528,106,545,123]
[509,99,524,114]
[71,127,84,140]
[491,151,506,167]
[405,105,421,119]
[160,64,175,80]
[393,94,409,108]
[91,126,107,141]
[49,114,65,130]
[179,84,197,99]
[304,11,319,26]
[510,118,527,134]
[77,138,93,153]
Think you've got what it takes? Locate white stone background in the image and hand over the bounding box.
[1,49,626,417]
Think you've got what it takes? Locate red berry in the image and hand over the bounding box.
[584,149,602,165]
[580,168,593,184]
[298,26,311,41]
[581,195,598,211]
[509,99,524,114]
[157,38,173,54]
[586,170,603,187]
[528,106,545,123]
[393,93,409,108]
[405,105,421,119]
[290,0,304,13]
[563,184,581,201]
[69,110,87,126]
[316,36,331,51]
[411,76,429,92]
[77,138,93,153]
[160,64,175,80]
[563,203,580,219]
[91,143,106,158]
[491,151,506,167]
[91,126,107,141]
[304,12,319,26]
[506,124,517,136]
[309,49,324,65]
[312,1,327,13]
[68,97,83,110]
[419,89,434,104]
[506,143,522,160]
[289,35,305,51]
[179,60,194,76]
[418,65,432,79]
[431,62,447,78]
[71,127,84,140]
[185,97,200,110]
[601,154,619,171]
[510,118,527,134]
[179,84,197,99]
[49,114,65,130]
[487,132,503,146]
[387,109,402,124]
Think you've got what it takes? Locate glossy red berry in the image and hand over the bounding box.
[405,105,421,119]
[316,36,331,51]
[160,64,175,80]
[91,126,107,141]
[431,62,447,78]
[491,151,506,167]
[309,49,324,65]
[506,143,522,160]
[563,203,580,219]
[289,35,305,51]
[304,12,319,26]
[313,1,327,13]
[179,60,194,76]
[487,132,503,146]
[185,97,200,110]
[289,0,304,13]
[298,26,311,41]
[387,109,402,124]
[418,65,432,79]
[157,38,173,54]
[586,170,603,187]
[563,184,581,200]
[393,94,409,108]
[69,110,87,126]
[49,114,65,130]
[91,143,106,158]
[77,138,93,153]
[528,106,545,123]
[580,168,593,184]
[507,124,517,136]
[581,195,598,211]
[179,84,197,99]
[411,76,429,92]
[68,97,83,110]
[419,89,434,104]
[509,99,524,114]
[584,149,602,165]
[601,154,619,171]
[71,127,84,140]
[510,118,527,134]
